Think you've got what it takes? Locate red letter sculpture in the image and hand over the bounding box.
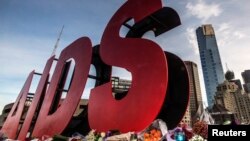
[89,0,168,132]
[17,56,54,140]
[0,0,188,138]
[32,37,92,137]
[0,71,34,139]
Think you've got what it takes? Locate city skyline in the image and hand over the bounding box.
[1,0,250,112]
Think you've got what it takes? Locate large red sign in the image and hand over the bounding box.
[89,0,168,132]
[0,0,189,140]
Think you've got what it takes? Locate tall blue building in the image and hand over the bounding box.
[196,24,224,107]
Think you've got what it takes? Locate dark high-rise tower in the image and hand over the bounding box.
[196,24,224,107]
[242,70,250,93]
[225,70,243,90]
[184,61,203,124]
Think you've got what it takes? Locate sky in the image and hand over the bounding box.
[1,0,250,112]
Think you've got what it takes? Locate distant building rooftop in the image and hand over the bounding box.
[202,24,215,36]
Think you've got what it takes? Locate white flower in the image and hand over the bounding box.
[189,135,206,141]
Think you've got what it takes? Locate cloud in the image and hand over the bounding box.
[218,23,230,32]
[216,23,247,47]
[185,27,199,55]
[186,0,222,22]
[216,23,232,47]
[233,31,246,39]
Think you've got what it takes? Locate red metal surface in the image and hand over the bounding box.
[89,0,168,132]
[32,37,92,138]
[1,1,187,136]
[0,71,34,139]
[157,52,190,129]
[17,56,54,140]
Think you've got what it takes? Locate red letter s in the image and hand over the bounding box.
[89,0,168,132]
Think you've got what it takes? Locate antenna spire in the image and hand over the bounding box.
[226,63,229,71]
[51,25,64,56]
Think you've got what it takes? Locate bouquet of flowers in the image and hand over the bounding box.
[189,135,207,141]
[137,119,168,141]
[166,124,193,141]
[192,121,208,139]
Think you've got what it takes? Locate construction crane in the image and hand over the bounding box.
[51,25,64,56]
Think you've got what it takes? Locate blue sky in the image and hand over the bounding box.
[1,0,250,112]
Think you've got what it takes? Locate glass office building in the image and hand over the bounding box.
[196,24,224,107]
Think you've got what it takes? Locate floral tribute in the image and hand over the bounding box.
[1,120,210,141]
[192,121,208,139]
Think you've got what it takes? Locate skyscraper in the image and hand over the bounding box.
[196,24,224,107]
[242,70,250,93]
[184,61,203,120]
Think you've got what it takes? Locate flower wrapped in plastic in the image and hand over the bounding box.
[137,119,168,141]
[166,124,193,141]
[106,132,135,141]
